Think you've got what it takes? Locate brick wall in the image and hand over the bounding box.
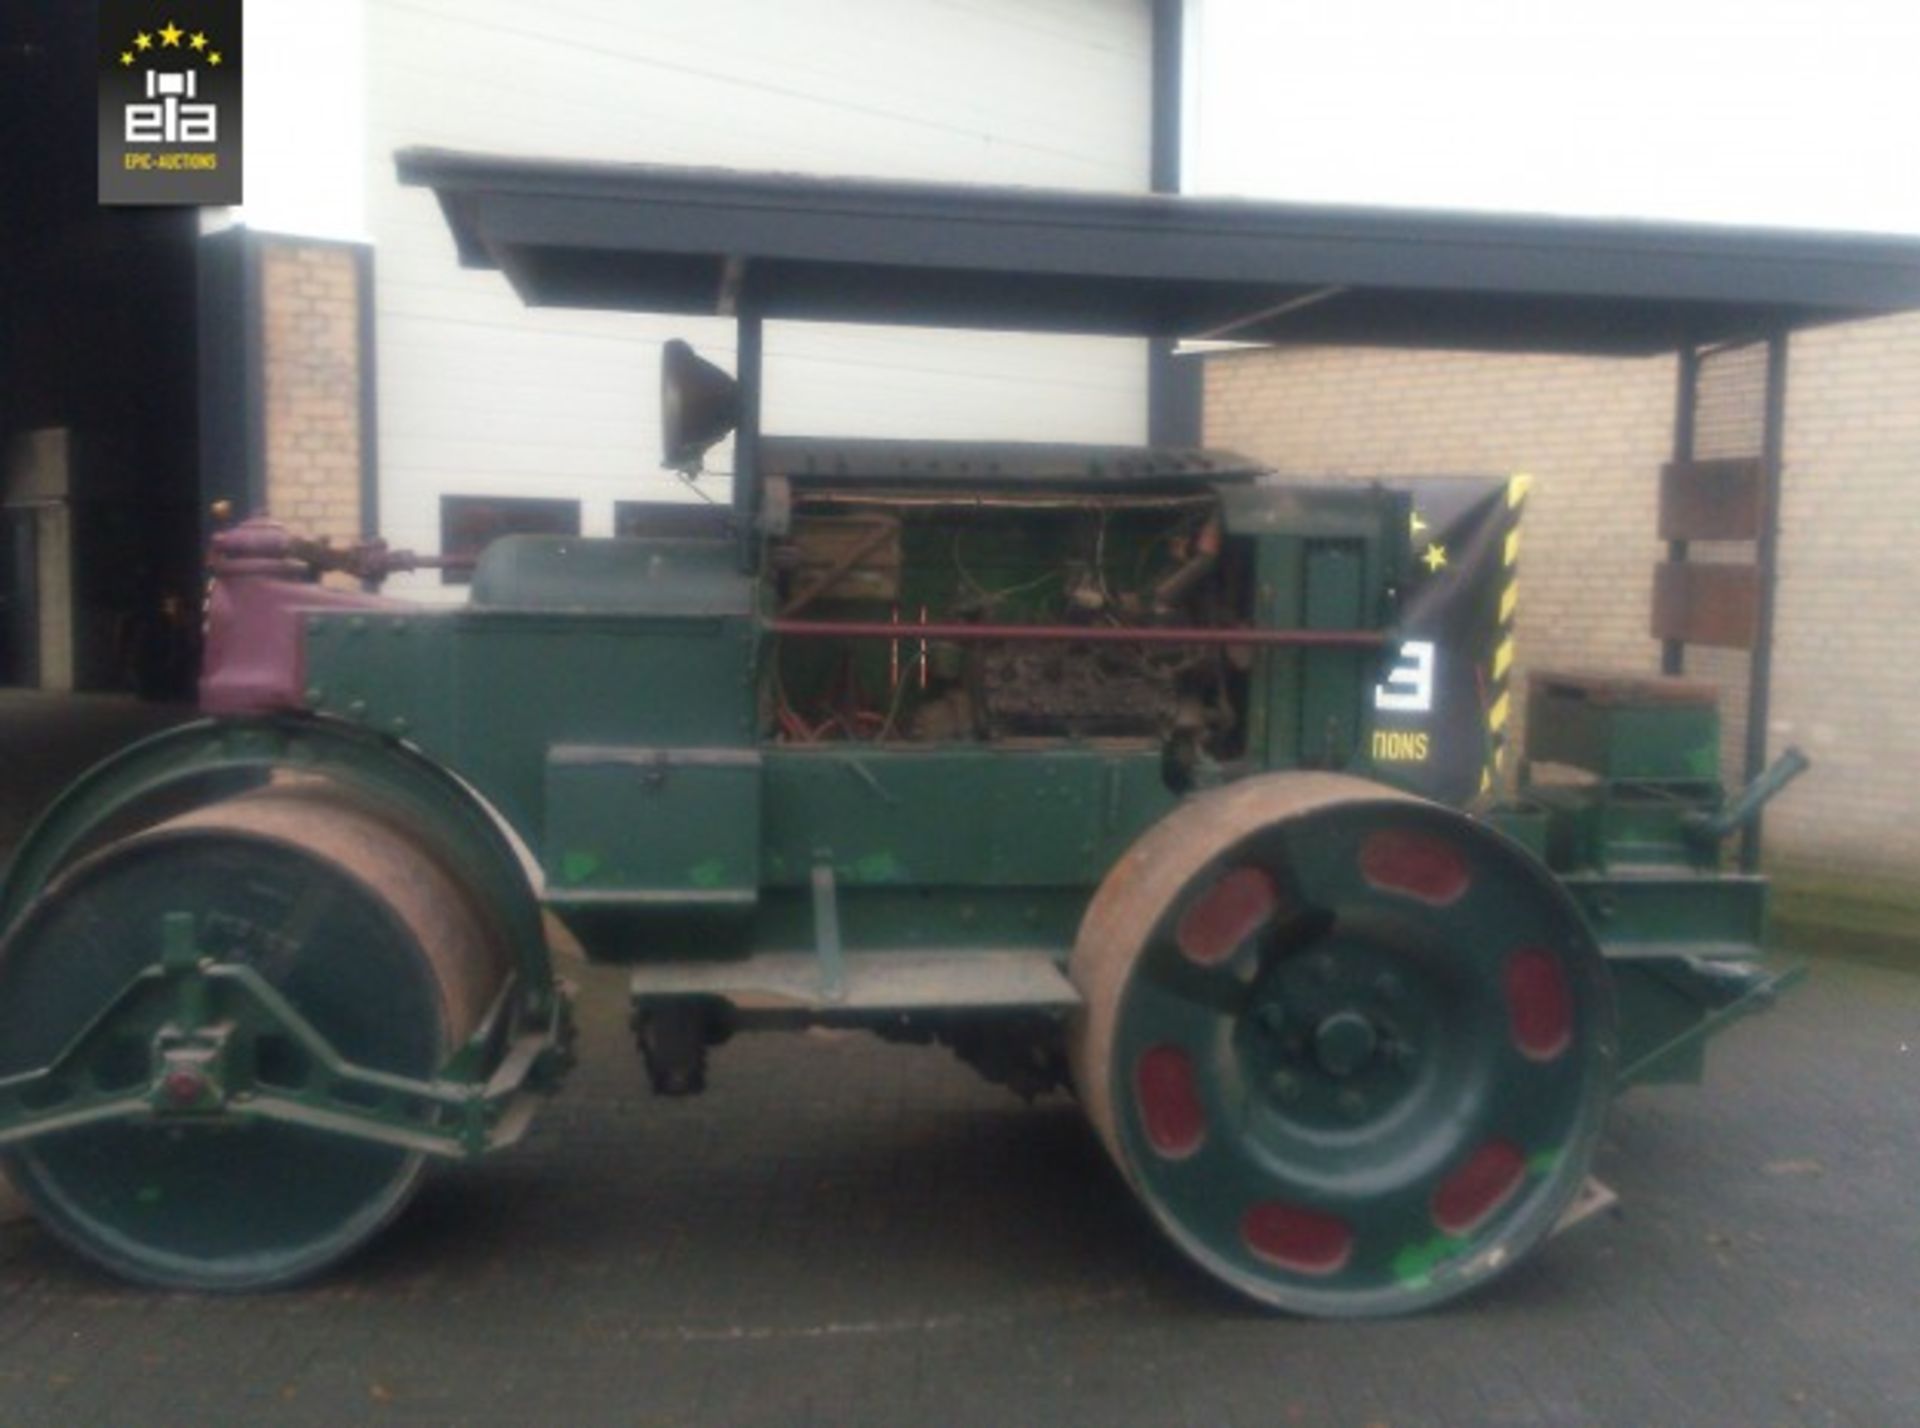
[1203,311,1920,888]
[259,240,366,544]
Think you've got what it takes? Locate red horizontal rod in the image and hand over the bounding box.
[768,619,1388,648]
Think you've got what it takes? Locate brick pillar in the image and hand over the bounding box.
[257,239,371,542]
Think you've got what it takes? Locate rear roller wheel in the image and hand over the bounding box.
[1071,773,1614,1317]
[0,785,509,1290]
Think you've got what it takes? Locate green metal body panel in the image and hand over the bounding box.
[759,746,1177,888]
[544,746,762,906]
[561,887,1093,969]
[1531,782,1711,870]
[303,606,758,841]
[661,887,1092,960]
[1559,872,1769,955]
[1297,538,1370,768]
[1234,485,1405,771]
[472,533,756,617]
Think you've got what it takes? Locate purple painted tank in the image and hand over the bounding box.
[200,518,411,716]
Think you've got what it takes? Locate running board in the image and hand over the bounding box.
[628,949,1080,1016]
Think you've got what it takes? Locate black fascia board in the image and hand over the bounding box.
[398,147,1920,356]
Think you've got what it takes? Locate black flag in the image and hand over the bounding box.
[1361,475,1527,807]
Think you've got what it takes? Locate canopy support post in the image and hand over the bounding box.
[1146,0,1199,447]
[1661,344,1700,676]
[733,309,763,571]
[1740,329,1789,872]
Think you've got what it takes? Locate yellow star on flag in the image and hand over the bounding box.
[134,31,153,50]
[1420,543,1449,573]
[119,50,134,66]
[190,32,208,51]
[1410,510,1429,536]
[208,51,223,66]
[158,21,184,47]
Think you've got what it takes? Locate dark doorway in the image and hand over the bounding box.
[2,1,204,697]
[0,509,38,685]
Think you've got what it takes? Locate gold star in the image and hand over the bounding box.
[190,32,208,51]
[1421,543,1449,573]
[1410,509,1429,536]
[119,50,135,66]
[158,21,184,47]
[134,31,153,50]
[208,51,223,66]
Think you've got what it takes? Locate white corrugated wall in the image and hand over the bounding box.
[364,0,1154,593]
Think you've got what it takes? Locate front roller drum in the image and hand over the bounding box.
[1070,773,1614,1316]
[0,784,510,1289]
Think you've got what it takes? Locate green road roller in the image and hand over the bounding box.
[5,147,1908,1313]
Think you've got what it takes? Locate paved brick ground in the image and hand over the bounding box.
[2,694,1917,1426]
[0,951,1916,1428]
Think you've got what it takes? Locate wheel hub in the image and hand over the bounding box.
[1312,1010,1378,1078]
[1240,930,1435,1132]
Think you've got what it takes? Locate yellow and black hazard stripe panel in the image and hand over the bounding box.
[1481,473,1530,797]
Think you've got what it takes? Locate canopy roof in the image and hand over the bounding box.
[398,148,1920,357]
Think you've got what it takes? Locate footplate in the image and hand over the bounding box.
[628,948,1081,1019]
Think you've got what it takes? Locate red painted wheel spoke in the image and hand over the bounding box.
[1175,866,1281,966]
[1241,1200,1354,1276]
[1358,828,1471,907]
[1505,946,1574,1062]
[1431,1139,1528,1236]
[1134,1044,1208,1159]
